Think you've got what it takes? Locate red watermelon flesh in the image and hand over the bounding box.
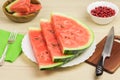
[40,20,73,62]
[10,0,30,13]
[51,13,94,54]
[12,4,42,16]
[12,5,30,13]
[6,0,41,15]
[29,28,63,70]
[12,3,41,14]
[7,0,30,13]
[29,4,42,13]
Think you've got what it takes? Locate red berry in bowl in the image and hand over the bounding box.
[91,6,115,18]
[87,1,119,24]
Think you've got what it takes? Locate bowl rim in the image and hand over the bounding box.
[87,1,119,19]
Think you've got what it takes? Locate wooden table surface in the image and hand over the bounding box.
[0,0,120,80]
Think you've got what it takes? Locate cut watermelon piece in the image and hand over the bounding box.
[51,13,94,55]
[6,0,30,13]
[29,28,63,70]
[5,0,41,15]
[40,19,74,62]
[12,5,30,13]
[29,4,42,13]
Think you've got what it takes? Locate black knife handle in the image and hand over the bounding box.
[96,56,104,76]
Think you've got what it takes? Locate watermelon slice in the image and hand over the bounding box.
[29,4,41,13]
[51,13,94,55]
[29,28,63,70]
[12,5,30,13]
[6,0,30,13]
[40,19,74,62]
[6,0,42,15]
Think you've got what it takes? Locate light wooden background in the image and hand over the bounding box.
[0,0,120,80]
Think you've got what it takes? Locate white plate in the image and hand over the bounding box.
[22,34,96,67]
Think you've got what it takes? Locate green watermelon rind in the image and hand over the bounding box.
[12,12,22,16]
[51,13,94,54]
[6,0,18,13]
[53,54,74,62]
[39,62,63,70]
[12,12,27,16]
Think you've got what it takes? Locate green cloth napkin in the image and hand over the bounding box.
[0,29,24,62]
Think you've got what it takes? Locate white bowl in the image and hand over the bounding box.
[87,1,119,25]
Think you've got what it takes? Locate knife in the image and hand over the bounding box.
[96,27,114,76]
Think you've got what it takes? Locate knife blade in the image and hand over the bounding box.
[96,27,114,76]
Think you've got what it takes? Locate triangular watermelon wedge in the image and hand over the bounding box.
[6,0,30,13]
[51,13,94,55]
[6,0,41,15]
[29,28,63,70]
[40,19,74,62]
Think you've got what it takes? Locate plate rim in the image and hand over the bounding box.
[22,34,96,67]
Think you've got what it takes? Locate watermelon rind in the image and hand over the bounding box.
[12,12,27,16]
[6,0,18,13]
[12,12,22,16]
[51,13,94,54]
[39,62,63,70]
[53,54,74,62]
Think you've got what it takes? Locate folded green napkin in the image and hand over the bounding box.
[0,29,24,62]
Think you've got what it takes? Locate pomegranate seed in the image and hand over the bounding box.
[91,6,115,18]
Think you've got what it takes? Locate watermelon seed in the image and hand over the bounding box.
[39,51,49,58]
[51,43,58,47]
[64,36,67,38]
[34,37,39,40]
[45,51,49,54]
[64,36,70,39]
[49,30,54,33]
[34,36,41,40]
[71,32,74,35]
[60,25,65,28]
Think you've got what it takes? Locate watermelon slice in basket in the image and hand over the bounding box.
[6,0,30,13]
[51,13,94,55]
[40,19,74,62]
[29,28,63,70]
[6,0,41,15]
